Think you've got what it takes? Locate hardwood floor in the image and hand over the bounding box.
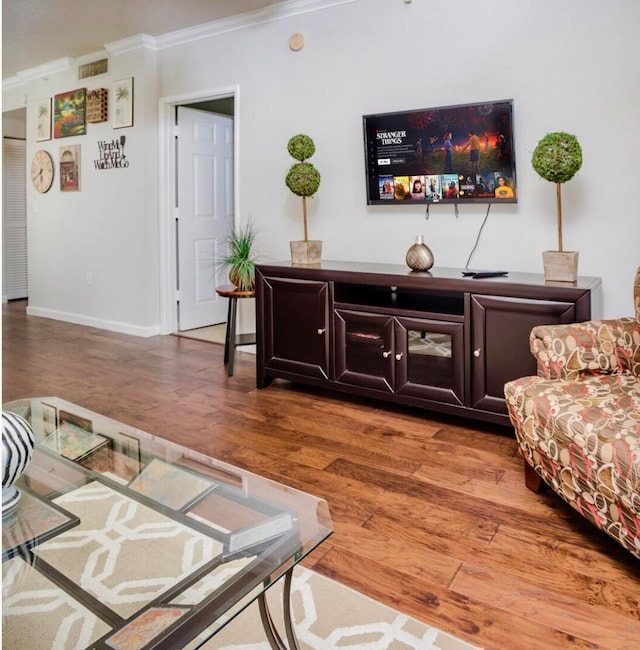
[3,300,639,650]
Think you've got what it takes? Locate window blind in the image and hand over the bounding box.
[3,137,28,300]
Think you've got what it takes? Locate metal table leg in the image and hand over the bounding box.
[258,569,300,650]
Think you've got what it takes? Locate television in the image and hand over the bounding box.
[363,99,517,205]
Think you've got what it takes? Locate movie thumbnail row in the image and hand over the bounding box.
[378,172,515,201]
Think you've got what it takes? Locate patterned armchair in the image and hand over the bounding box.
[504,267,640,559]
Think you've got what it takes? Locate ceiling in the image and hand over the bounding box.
[2,0,285,80]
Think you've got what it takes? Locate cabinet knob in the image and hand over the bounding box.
[473,349,481,358]
[382,350,392,358]
[317,328,325,335]
[395,352,403,361]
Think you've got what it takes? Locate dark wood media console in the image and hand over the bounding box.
[255,261,601,425]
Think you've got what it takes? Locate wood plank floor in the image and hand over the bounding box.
[3,300,639,650]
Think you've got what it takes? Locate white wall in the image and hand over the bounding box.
[4,0,639,333]
[2,111,26,139]
[159,0,639,319]
[4,47,160,335]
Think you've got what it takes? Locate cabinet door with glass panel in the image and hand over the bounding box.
[393,316,465,405]
[334,310,395,392]
[334,309,464,404]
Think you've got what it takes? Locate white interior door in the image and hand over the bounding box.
[177,107,234,331]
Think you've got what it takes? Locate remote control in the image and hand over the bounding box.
[471,271,508,278]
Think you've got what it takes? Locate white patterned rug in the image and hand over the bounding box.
[198,566,482,650]
[3,484,480,650]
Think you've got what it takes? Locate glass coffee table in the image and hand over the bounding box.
[2,397,333,649]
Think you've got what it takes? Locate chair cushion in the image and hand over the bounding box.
[505,373,640,557]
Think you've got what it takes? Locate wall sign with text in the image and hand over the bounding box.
[94,137,129,170]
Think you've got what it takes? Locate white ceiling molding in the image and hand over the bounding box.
[156,0,357,50]
[104,34,159,57]
[2,0,357,90]
[14,57,74,83]
[4,56,74,90]
[75,50,110,66]
[2,76,25,91]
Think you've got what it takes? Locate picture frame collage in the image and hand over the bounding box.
[34,61,134,193]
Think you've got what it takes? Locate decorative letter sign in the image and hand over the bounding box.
[94,137,129,170]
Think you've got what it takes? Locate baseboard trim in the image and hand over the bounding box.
[25,306,160,338]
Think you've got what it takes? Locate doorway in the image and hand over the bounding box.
[158,86,239,335]
[176,105,233,331]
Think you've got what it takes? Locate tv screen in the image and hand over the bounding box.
[363,99,517,205]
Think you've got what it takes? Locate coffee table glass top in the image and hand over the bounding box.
[2,397,333,649]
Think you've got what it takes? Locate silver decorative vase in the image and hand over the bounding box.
[406,235,434,271]
[2,411,35,518]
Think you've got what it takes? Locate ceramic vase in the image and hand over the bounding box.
[2,411,35,519]
[406,235,434,271]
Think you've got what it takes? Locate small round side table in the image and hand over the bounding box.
[215,285,256,377]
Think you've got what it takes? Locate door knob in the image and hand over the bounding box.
[473,349,481,358]
[317,328,325,335]
[382,351,392,358]
[395,353,403,361]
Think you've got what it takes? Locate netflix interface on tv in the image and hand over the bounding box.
[363,99,517,205]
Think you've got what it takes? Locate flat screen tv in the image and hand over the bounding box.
[363,99,517,205]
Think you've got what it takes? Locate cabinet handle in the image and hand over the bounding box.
[473,349,481,358]
[317,328,325,335]
[382,351,392,358]
[395,352,403,361]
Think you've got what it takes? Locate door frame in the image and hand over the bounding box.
[158,85,240,335]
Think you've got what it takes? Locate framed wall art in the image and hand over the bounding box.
[53,88,87,138]
[36,98,52,141]
[59,145,81,191]
[113,77,134,128]
[86,89,108,123]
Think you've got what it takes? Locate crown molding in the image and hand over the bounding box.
[157,0,357,50]
[14,57,74,83]
[3,76,24,91]
[75,49,110,65]
[3,0,357,88]
[104,34,159,56]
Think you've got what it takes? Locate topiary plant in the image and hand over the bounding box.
[286,134,321,241]
[531,132,582,252]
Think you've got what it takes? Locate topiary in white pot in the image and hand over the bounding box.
[531,132,583,282]
[286,134,322,264]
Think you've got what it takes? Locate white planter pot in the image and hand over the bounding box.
[290,240,322,265]
[543,250,579,283]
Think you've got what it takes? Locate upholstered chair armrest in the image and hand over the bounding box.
[530,317,640,381]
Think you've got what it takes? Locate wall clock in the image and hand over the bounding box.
[31,149,54,193]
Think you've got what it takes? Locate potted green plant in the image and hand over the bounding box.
[286,134,322,264]
[221,221,257,291]
[531,132,583,282]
